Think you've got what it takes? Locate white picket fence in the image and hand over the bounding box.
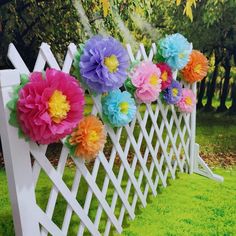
[0,42,223,236]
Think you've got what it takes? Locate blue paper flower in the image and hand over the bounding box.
[163,80,182,105]
[79,35,130,94]
[102,89,137,127]
[157,33,192,70]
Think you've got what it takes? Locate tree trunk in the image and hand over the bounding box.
[205,63,219,111]
[229,82,236,115]
[217,52,231,112]
[197,78,206,109]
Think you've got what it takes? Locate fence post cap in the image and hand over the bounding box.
[0,69,20,88]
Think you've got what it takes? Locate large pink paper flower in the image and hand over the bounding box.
[156,63,173,90]
[17,69,85,144]
[130,61,162,103]
[176,88,196,113]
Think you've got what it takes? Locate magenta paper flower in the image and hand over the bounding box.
[17,69,85,144]
[130,61,162,103]
[156,63,173,90]
[176,88,196,113]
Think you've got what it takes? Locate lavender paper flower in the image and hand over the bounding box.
[163,80,182,105]
[79,35,130,94]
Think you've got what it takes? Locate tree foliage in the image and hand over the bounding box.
[0,0,235,112]
[0,0,86,69]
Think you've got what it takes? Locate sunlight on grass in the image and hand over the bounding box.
[1,168,236,235]
[119,168,236,236]
[196,113,236,154]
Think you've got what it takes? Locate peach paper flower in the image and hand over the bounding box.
[68,115,106,161]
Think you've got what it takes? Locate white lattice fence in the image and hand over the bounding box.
[0,42,223,236]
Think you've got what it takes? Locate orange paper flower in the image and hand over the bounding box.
[69,115,106,160]
[181,50,208,84]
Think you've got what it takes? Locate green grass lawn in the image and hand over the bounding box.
[0,113,235,235]
[1,168,236,236]
[120,168,236,236]
[196,113,236,155]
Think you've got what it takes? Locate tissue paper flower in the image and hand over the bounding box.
[79,35,130,93]
[176,88,196,113]
[156,63,173,90]
[17,69,85,144]
[130,61,162,103]
[67,115,106,160]
[181,50,209,83]
[102,89,136,127]
[163,80,182,105]
[156,33,192,70]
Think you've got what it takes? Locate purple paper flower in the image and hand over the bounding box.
[163,80,182,104]
[79,35,130,93]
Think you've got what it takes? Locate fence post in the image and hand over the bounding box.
[0,70,40,236]
[189,82,197,174]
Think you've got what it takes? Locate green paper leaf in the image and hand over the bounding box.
[73,44,85,69]
[7,73,30,141]
[124,78,136,97]
[18,129,26,139]
[155,53,165,63]
[102,113,115,128]
[64,136,77,157]
[159,91,165,103]
[128,60,140,72]
[155,41,166,63]
[20,74,29,85]
[7,98,17,111]
[9,111,18,127]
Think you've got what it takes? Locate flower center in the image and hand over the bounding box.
[172,88,179,97]
[149,74,159,86]
[178,53,185,59]
[119,102,129,114]
[185,96,193,106]
[48,90,70,123]
[104,55,119,73]
[161,71,168,82]
[194,64,202,73]
[87,130,99,142]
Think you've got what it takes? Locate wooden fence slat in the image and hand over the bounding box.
[73,158,123,234]
[30,142,101,236]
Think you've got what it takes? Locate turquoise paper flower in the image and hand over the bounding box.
[156,33,192,70]
[102,89,137,127]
